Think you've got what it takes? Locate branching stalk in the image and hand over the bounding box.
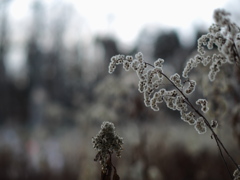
[146,60,240,178]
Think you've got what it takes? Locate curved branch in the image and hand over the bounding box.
[145,61,240,178]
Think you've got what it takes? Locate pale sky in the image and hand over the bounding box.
[4,0,240,75]
[8,0,237,45]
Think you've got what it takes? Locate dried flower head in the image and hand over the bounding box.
[108,52,210,134]
[183,9,240,81]
[92,121,123,173]
[196,99,209,113]
[185,80,196,95]
[195,117,207,134]
[106,8,239,178]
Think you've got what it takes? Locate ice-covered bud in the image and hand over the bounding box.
[153,79,162,89]
[180,111,196,125]
[195,117,207,134]
[123,61,130,71]
[153,91,164,103]
[196,99,209,113]
[175,96,188,111]
[165,89,177,96]
[164,96,177,110]
[115,55,125,65]
[208,54,226,79]
[147,68,162,89]
[144,90,152,107]
[202,56,212,66]
[197,34,208,55]
[170,73,180,81]
[145,70,153,88]
[108,54,126,73]
[136,63,147,80]
[213,9,231,26]
[185,80,196,95]
[135,52,144,63]
[150,97,159,111]
[138,80,147,93]
[194,54,204,64]
[183,55,204,77]
[208,71,217,82]
[131,59,140,71]
[159,88,166,96]
[155,67,163,79]
[170,73,182,88]
[108,62,116,74]
[126,55,134,62]
[209,24,221,34]
[154,58,164,67]
[182,63,191,78]
[211,120,218,128]
[182,59,196,78]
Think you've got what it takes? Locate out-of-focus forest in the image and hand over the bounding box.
[0,0,240,180]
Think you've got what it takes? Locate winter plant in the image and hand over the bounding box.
[92,121,123,180]
[93,9,240,179]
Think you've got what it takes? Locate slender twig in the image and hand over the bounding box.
[216,135,240,169]
[214,133,233,179]
[145,61,240,178]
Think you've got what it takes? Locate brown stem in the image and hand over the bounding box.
[101,153,112,180]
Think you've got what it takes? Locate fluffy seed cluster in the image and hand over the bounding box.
[185,80,197,95]
[211,120,218,128]
[109,52,209,134]
[196,99,209,113]
[183,9,240,81]
[233,166,240,180]
[180,111,196,125]
[182,55,205,78]
[170,73,183,88]
[92,121,123,173]
[195,117,207,134]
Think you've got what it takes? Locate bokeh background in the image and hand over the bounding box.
[0,0,240,179]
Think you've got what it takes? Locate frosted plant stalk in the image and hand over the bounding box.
[107,8,240,179]
[183,9,240,82]
[108,52,239,179]
[92,121,123,174]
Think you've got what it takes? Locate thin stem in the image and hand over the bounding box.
[216,135,240,169]
[145,61,240,177]
[192,106,240,172]
[214,133,233,179]
[145,62,189,101]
